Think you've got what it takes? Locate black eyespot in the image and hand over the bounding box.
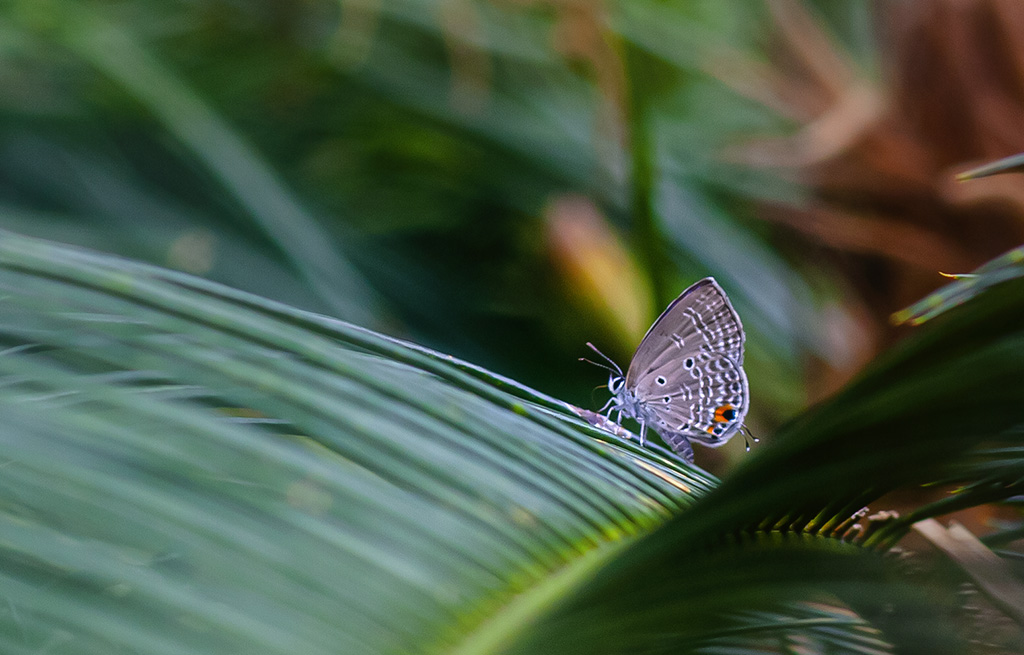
[663,396,671,404]
[722,408,736,421]
[684,358,694,369]
[655,376,667,386]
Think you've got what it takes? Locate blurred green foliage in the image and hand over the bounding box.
[0,0,857,452]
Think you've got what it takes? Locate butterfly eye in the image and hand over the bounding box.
[608,377,624,394]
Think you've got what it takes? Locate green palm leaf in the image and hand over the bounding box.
[0,230,709,654]
[514,254,1024,652]
[0,229,1021,654]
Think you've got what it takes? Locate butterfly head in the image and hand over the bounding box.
[580,342,633,415]
[607,373,625,396]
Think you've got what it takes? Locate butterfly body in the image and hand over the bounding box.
[595,277,748,463]
[605,376,661,434]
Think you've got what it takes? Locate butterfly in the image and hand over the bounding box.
[584,277,749,463]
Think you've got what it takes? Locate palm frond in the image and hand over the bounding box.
[508,533,967,655]
[3,228,1018,654]
[511,252,1024,652]
[0,230,708,654]
[956,151,1024,180]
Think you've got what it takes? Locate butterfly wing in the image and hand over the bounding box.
[637,351,749,446]
[624,278,744,388]
[624,278,748,461]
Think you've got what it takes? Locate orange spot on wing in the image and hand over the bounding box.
[713,404,736,423]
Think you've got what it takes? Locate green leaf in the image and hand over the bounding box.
[509,534,966,655]
[0,230,716,654]
[514,257,1024,652]
[0,228,995,655]
[892,244,1024,326]
[956,152,1024,180]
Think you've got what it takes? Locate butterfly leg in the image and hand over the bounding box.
[638,421,647,447]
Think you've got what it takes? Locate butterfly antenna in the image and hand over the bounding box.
[585,342,623,376]
[579,357,617,374]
